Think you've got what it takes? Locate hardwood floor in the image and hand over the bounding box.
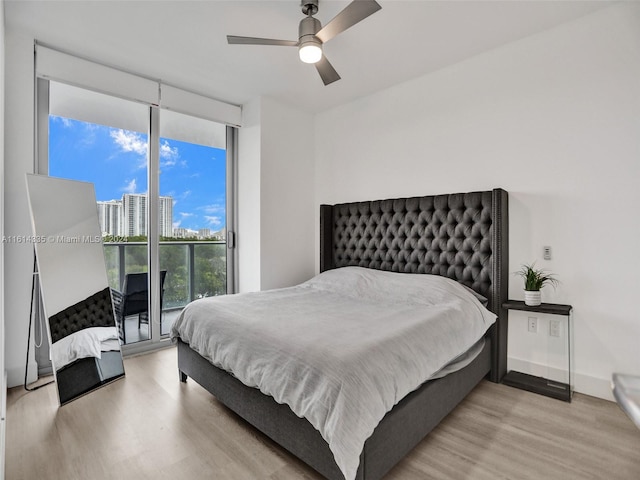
[6,347,640,480]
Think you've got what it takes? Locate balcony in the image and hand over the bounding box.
[104,240,227,344]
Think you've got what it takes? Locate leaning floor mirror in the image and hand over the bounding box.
[26,174,125,405]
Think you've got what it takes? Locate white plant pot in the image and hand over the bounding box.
[524,290,541,306]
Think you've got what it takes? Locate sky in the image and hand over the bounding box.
[48,116,227,233]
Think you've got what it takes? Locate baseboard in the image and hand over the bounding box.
[508,356,614,402]
[6,361,38,389]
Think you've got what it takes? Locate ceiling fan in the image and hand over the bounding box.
[227,0,382,86]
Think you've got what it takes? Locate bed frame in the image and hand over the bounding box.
[177,188,509,479]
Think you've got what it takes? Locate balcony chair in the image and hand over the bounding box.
[111,270,167,344]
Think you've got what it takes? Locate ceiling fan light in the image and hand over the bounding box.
[299,42,322,64]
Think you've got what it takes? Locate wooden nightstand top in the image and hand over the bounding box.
[503,300,572,316]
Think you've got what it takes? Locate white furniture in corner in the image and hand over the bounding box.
[612,373,640,430]
[0,371,5,480]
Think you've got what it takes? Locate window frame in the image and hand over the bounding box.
[35,77,238,357]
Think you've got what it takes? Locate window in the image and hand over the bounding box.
[39,79,237,353]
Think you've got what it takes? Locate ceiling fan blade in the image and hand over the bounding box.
[316,0,382,44]
[315,55,341,86]
[227,35,298,47]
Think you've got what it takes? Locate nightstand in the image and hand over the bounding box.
[502,300,574,402]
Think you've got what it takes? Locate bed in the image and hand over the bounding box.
[172,188,509,480]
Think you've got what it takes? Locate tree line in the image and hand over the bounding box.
[103,241,227,309]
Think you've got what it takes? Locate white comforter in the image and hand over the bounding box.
[170,267,496,480]
[51,326,120,370]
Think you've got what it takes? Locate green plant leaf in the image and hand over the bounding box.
[515,262,559,291]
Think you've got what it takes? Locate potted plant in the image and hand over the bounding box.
[516,263,559,306]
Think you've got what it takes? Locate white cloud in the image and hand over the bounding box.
[51,115,73,128]
[122,179,137,194]
[110,129,148,156]
[205,216,223,228]
[179,212,194,218]
[110,130,183,171]
[160,140,179,167]
[53,117,96,147]
[79,123,99,148]
[201,203,225,215]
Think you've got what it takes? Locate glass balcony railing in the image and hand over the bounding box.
[103,241,227,340]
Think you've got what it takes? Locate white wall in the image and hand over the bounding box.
[1,0,7,475]
[238,98,262,293]
[238,97,316,293]
[259,97,315,290]
[314,3,640,400]
[3,28,36,388]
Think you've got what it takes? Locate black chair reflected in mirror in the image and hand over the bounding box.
[112,271,166,344]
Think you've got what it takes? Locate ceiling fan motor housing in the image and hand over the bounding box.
[299,15,321,41]
[301,0,319,16]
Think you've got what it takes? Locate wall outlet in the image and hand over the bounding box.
[543,246,552,260]
[550,319,561,337]
[528,316,538,333]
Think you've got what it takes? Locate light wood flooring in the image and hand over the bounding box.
[6,347,640,480]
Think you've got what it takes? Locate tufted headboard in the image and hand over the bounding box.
[320,188,508,382]
[48,287,117,344]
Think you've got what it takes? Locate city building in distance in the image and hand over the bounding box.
[98,194,172,237]
[98,194,223,240]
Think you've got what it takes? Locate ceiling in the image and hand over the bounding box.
[5,0,613,114]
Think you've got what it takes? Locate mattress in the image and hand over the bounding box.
[170,266,496,480]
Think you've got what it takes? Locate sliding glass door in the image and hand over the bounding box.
[46,82,152,346]
[158,109,229,335]
[40,80,236,352]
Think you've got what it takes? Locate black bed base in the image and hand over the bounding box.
[176,188,507,479]
[177,338,491,480]
[56,351,125,405]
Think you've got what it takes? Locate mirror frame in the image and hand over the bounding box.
[25,174,125,405]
